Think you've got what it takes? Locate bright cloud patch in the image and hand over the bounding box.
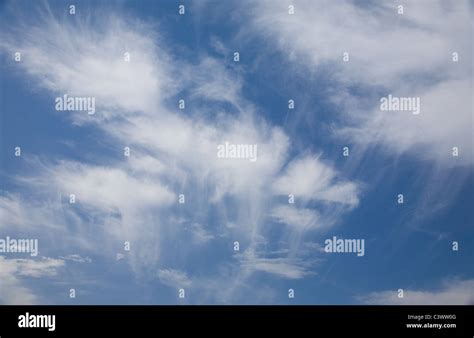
[0,2,361,304]
[250,0,472,165]
[0,1,471,306]
[360,279,474,305]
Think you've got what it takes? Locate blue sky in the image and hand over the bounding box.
[0,0,473,304]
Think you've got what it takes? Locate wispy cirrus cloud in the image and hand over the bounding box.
[0,256,65,304]
[157,269,192,288]
[273,155,360,206]
[359,278,474,305]
[0,4,170,116]
[0,0,471,306]
[0,1,360,303]
[270,205,321,231]
[248,0,472,165]
[239,255,313,280]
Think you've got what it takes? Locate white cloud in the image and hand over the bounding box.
[60,254,92,264]
[42,161,176,213]
[110,112,290,203]
[0,193,61,230]
[209,36,230,56]
[0,256,64,304]
[0,3,361,302]
[0,7,170,115]
[273,155,359,206]
[189,57,244,106]
[270,205,321,231]
[157,269,192,288]
[360,279,474,305]
[0,275,37,305]
[339,78,472,165]
[188,223,215,244]
[251,0,470,87]
[238,250,314,279]
[12,257,65,278]
[250,0,472,165]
